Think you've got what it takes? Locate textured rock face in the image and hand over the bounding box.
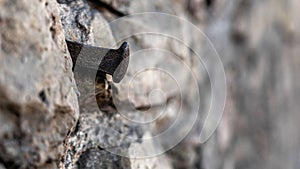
[1,0,300,169]
[0,0,78,168]
[57,0,201,168]
[202,0,300,169]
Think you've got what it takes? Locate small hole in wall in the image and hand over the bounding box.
[39,90,49,105]
[205,0,213,7]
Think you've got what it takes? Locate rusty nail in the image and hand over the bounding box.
[66,40,129,83]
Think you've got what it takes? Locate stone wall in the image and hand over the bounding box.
[0,0,300,169]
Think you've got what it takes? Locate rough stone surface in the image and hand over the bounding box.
[77,148,131,169]
[57,1,146,168]
[202,0,300,169]
[0,0,78,168]
[57,0,201,168]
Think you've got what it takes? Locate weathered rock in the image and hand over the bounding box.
[57,1,143,168]
[77,148,131,169]
[201,0,300,169]
[0,0,79,168]
[57,0,203,168]
[57,0,115,47]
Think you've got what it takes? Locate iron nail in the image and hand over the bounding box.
[66,40,130,83]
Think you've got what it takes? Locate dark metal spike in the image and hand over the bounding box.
[66,40,130,83]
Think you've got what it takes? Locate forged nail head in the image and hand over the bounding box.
[113,42,129,83]
[97,41,130,83]
[66,40,130,83]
